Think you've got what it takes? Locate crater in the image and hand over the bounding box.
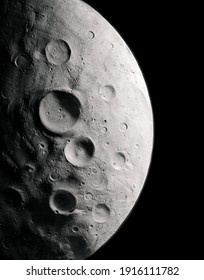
[49,170,60,182]
[111,152,126,170]
[120,123,128,132]
[39,90,80,134]
[14,54,31,69]
[101,127,108,133]
[50,190,77,213]
[87,31,95,39]
[84,192,93,200]
[64,136,95,168]
[92,203,110,223]
[92,173,108,190]
[45,39,71,65]
[72,226,79,232]
[99,85,116,102]
[117,192,127,202]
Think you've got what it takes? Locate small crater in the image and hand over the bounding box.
[72,226,79,232]
[45,39,71,65]
[39,90,80,135]
[84,192,93,201]
[50,190,77,213]
[117,192,127,202]
[91,167,98,174]
[39,143,45,149]
[104,142,109,147]
[99,85,116,102]
[101,127,108,133]
[49,170,60,182]
[81,181,85,186]
[120,123,128,132]
[14,54,31,69]
[1,89,8,100]
[111,152,126,170]
[86,31,95,39]
[64,136,95,168]
[92,203,110,223]
[92,173,108,190]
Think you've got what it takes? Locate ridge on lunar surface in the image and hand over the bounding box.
[0,0,153,259]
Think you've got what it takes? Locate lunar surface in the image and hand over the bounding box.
[0,0,153,259]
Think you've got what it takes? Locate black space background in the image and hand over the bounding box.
[84,1,202,260]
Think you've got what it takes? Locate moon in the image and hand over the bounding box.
[0,0,153,259]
